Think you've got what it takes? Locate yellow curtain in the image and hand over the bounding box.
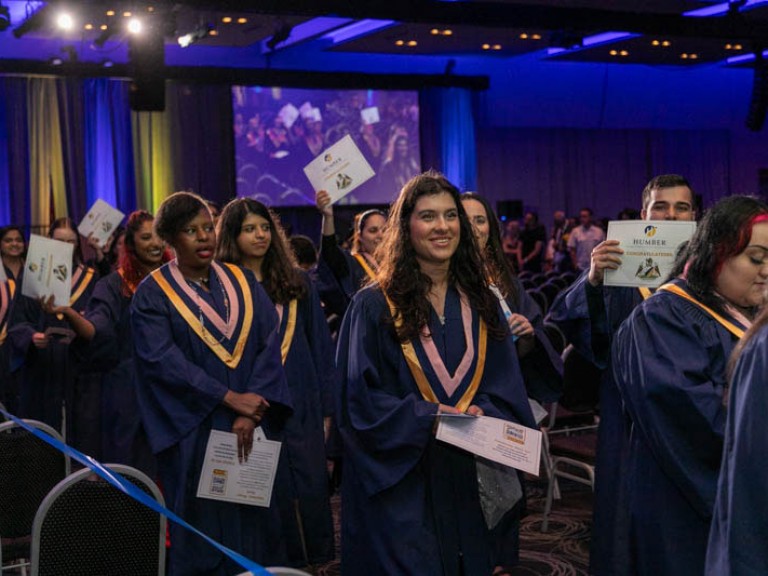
[27,77,68,226]
[131,83,174,212]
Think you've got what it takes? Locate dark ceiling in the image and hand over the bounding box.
[2,0,768,76]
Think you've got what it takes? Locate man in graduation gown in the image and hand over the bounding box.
[546,174,696,575]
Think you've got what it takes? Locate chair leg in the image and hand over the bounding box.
[541,459,560,533]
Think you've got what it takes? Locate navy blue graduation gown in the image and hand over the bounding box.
[612,279,739,576]
[131,262,292,576]
[337,284,535,576]
[0,278,18,412]
[547,271,644,575]
[706,324,768,576]
[83,271,156,476]
[273,274,335,566]
[316,234,371,319]
[508,277,563,403]
[9,264,100,456]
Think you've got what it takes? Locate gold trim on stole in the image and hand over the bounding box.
[0,279,16,346]
[352,253,376,280]
[280,299,297,364]
[70,266,95,306]
[151,263,254,368]
[638,287,653,300]
[383,292,487,412]
[658,283,745,339]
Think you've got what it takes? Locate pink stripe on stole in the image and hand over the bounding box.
[168,261,240,339]
[418,293,475,399]
[0,282,8,325]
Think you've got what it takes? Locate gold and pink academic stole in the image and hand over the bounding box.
[55,264,96,320]
[383,289,487,412]
[638,287,653,300]
[151,261,254,369]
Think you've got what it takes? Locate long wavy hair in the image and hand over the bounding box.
[668,194,768,317]
[119,210,172,296]
[461,192,519,306]
[376,170,507,342]
[216,198,306,304]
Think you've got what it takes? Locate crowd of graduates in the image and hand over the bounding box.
[1,171,767,576]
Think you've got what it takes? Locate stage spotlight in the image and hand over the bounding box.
[0,4,10,32]
[57,13,74,31]
[177,22,212,47]
[127,17,142,34]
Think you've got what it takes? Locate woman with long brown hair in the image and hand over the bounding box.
[336,171,534,575]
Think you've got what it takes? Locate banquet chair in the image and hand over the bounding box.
[237,568,313,575]
[540,345,600,532]
[30,464,165,576]
[0,420,70,576]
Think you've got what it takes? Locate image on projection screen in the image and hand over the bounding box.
[232,85,421,206]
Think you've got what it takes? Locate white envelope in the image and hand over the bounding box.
[78,199,125,249]
[21,235,74,307]
[302,134,376,203]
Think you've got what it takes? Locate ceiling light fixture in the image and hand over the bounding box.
[13,3,50,38]
[93,26,115,48]
[127,18,142,34]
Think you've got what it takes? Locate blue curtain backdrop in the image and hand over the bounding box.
[0,77,31,228]
[420,87,479,192]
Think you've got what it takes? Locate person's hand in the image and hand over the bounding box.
[232,416,256,463]
[223,391,270,423]
[87,233,105,262]
[32,332,50,349]
[39,294,69,317]
[437,403,461,415]
[466,405,484,417]
[588,239,624,287]
[316,190,333,218]
[507,313,534,339]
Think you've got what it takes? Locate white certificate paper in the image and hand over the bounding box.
[436,415,542,476]
[302,134,376,203]
[78,199,125,249]
[21,235,74,306]
[196,429,281,508]
[604,220,696,288]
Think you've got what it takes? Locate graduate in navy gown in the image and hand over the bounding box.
[337,171,535,576]
[613,195,768,576]
[42,210,172,476]
[0,225,25,412]
[0,275,17,413]
[130,192,292,576]
[314,189,386,319]
[546,175,696,575]
[9,217,100,455]
[216,198,335,567]
[707,305,768,576]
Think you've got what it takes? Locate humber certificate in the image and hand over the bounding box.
[197,429,281,508]
[21,234,74,306]
[303,134,375,203]
[436,414,542,476]
[604,220,696,288]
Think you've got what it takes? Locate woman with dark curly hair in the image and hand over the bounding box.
[613,194,768,576]
[336,170,534,576]
[131,191,292,575]
[216,198,335,566]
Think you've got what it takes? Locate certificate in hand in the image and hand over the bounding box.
[302,134,376,203]
[78,199,125,249]
[436,414,542,476]
[196,429,281,508]
[604,220,696,288]
[21,234,74,307]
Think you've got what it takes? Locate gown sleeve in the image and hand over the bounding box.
[612,296,727,518]
[303,276,337,417]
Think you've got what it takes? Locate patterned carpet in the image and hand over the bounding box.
[308,477,593,576]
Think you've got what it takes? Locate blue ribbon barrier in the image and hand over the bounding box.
[0,408,272,576]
